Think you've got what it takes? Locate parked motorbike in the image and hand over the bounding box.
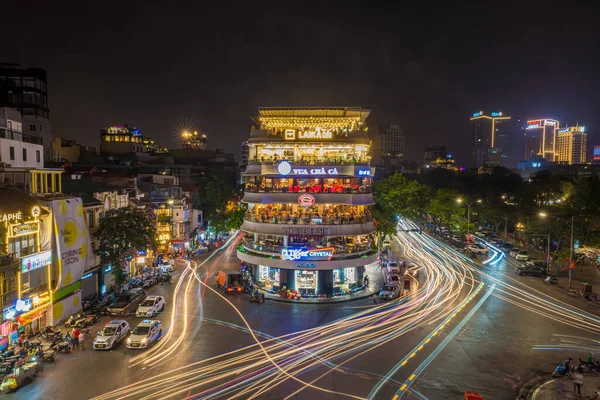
[0,357,19,375]
[250,290,265,304]
[552,363,569,377]
[544,275,558,285]
[49,339,71,354]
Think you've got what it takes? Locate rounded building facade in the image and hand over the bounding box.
[237,107,377,298]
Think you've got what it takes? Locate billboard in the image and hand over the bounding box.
[594,145,600,162]
[50,198,94,290]
[21,250,52,274]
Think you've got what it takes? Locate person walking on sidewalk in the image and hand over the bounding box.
[78,330,86,350]
[572,367,584,396]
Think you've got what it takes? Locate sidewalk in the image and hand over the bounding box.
[526,374,600,399]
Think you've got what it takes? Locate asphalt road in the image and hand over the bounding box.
[6,229,600,400]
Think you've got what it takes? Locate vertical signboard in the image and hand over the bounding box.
[51,198,94,290]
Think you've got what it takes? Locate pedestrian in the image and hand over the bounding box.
[572,367,584,395]
[78,330,86,350]
[564,357,573,372]
[72,328,80,349]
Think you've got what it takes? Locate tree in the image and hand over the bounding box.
[225,203,246,231]
[375,172,430,220]
[427,189,466,234]
[197,169,238,235]
[96,207,158,287]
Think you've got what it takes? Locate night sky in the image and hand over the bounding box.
[5,2,599,166]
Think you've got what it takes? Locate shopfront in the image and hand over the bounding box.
[2,291,52,342]
[81,268,99,298]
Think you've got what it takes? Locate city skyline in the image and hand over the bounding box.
[3,2,598,167]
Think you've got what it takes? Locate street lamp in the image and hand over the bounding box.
[457,198,482,237]
[539,212,575,289]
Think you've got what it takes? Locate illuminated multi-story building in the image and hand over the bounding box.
[180,131,207,150]
[238,107,377,298]
[100,125,166,155]
[470,111,511,167]
[556,125,587,164]
[525,119,559,161]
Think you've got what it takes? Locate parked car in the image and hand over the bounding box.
[93,320,130,350]
[516,250,531,262]
[127,320,162,349]
[502,243,514,253]
[526,260,548,270]
[465,243,489,256]
[515,264,547,277]
[379,284,401,300]
[136,296,166,317]
[107,288,146,316]
[388,274,401,285]
[509,248,520,257]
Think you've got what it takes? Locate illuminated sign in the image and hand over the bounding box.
[3,298,34,320]
[491,112,503,117]
[526,124,540,130]
[0,211,22,223]
[558,128,570,133]
[544,120,557,125]
[283,227,332,235]
[531,162,542,168]
[292,167,339,176]
[277,161,292,176]
[82,272,93,280]
[11,221,39,237]
[298,194,316,207]
[472,111,483,118]
[357,169,371,176]
[21,251,52,274]
[593,145,600,161]
[284,128,333,140]
[31,206,41,218]
[281,247,335,261]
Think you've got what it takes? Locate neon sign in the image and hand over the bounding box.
[281,247,335,261]
[491,112,503,117]
[472,111,483,118]
[298,194,315,207]
[296,263,317,269]
[298,128,332,140]
[526,124,540,130]
[0,211,22,223]
[532,162,542,168]
[358,169,371,176]
[292,167,339,176]
[3,298,34,320]
[544,120,557,125]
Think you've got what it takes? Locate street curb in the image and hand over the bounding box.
[518,375,550,399]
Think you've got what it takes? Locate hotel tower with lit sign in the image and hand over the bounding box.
[556,125,587,164]
[525,119,559,161]
[237,107,377,299]
[470,111,511,167]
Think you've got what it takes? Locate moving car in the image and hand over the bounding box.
[379,284,401,300]
[93,320,130,350]
[388,274,401,285]
[515,264,547,277]
[382,237,392,250]
[136,296,166,317]
[107,288,146,316]
[127,320,162,349]
[515,250,531,262]
[387,261,400,274]
[216,269,244,293]
[465,243,489,256]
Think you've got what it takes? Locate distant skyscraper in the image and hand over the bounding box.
[424,145,447,165]
[379,125,404,159]
[556,125,587,164]
[525,119,559,161]
[470,111,511,167]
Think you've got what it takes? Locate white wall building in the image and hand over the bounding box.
[0,107,44,169]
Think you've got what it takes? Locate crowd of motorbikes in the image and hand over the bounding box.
[553,355,600,377]
[120,271,172,293]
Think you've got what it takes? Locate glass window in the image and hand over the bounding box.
[29,124,36,131]
[36,150,40,162]
[9,147,14,161]
[87,210,94,228]
[295,270,317,294]
[22,148,27,161]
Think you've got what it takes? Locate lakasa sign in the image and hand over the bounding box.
[281,247,335,261]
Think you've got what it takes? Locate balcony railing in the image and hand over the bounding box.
[245,213,372,225]
[0,129,43,145]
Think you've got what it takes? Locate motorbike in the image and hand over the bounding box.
[49,339,71,354]
[64,313,81,328]
[0,357,19,375]
[552,363,569,377]
[250,291,265,304]
[544,275,558,285]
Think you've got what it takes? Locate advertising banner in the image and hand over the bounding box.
[52,290,82,324]
[50,198,94,290]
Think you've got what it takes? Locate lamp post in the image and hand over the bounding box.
[457,198,482,237]
[539,212,574,289]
